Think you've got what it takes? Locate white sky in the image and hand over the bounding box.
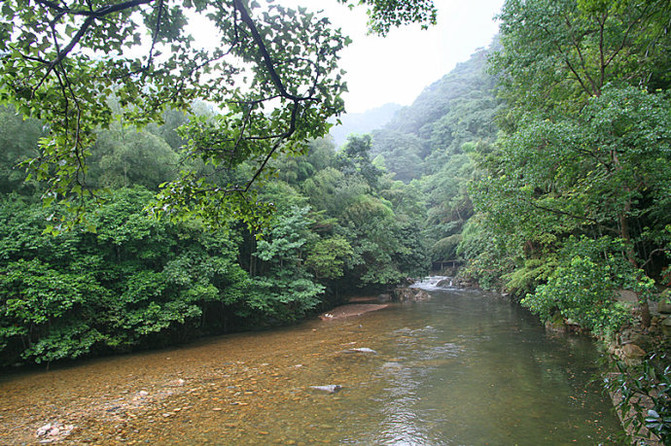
[277,0,505,113]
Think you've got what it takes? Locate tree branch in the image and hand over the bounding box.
[232,0,308,102]
[34,0,155,18]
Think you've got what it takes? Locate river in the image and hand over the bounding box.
[0,281,624,445]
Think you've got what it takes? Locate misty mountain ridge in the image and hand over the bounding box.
[329,102,402,147]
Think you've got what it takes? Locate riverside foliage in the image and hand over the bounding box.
[0,103,428,367]
[0,0,670,383]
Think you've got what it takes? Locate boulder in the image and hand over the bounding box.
[619,343,647,365]
[662,317,671,337]
[436,278,454,287]
[658,299,671,314]
[393,287,431,302]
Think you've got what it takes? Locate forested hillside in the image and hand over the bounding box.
[370,45,503,266]
[0,103,428,367]
[329,103,402,147]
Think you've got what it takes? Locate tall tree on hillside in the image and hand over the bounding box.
[493,0,671,116]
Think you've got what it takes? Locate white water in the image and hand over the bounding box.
[411,275,455,291]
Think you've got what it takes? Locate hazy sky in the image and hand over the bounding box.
[278,0,505,113]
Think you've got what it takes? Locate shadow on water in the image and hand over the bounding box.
[0,285,625,445]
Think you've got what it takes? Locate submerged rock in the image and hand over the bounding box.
[310,385,342,394]
[36,422,75,443]
[344,347,377,354]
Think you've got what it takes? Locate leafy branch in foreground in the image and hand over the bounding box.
[0,0,436,229]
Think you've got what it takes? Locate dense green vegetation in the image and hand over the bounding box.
[470,0,671,335]
[1,9,670,442]
[0,0,439,367]
[370,0,669,337]
[0,103,428,367]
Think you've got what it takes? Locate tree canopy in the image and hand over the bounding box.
[0,0,436,228]
[463,0,671,335]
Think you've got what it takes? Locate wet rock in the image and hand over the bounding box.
[436,278,454,288]
[344,347,377,354]
[658,299,671,314]
[619,343,647,365]
[36,422,75,443]
[309,385,342,394]
[393,287,431,302]
[661,317,671,337]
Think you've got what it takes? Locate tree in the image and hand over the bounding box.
[493,0,671,116]
[0,105,44,194]
[0,0,436,227]
[88,121,180,189]
[249,205,325,321]
[338,0,436,36]
[469,0,671,327]
[0,187,253,366]
[338,134,382,188]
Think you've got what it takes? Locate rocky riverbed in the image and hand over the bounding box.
[0,306,393,445]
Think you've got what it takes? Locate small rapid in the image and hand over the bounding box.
[410,275,455,291]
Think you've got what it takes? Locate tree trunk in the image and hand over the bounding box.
[620,196,651,328]
[613,150,650,328]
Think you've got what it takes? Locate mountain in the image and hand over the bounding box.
[329,103,402,147]
[371,46,501,182]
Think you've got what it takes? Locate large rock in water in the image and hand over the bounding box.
[393,287,430,302]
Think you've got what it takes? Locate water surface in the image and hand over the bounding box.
[0,286,624,445]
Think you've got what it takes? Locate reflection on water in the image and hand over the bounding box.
[0,288,624,445]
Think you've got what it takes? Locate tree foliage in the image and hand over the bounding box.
[0,0,437,227]
[338,0,436,36]
[464,0,671,334]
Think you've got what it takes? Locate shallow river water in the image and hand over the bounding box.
[0,284,624,445]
